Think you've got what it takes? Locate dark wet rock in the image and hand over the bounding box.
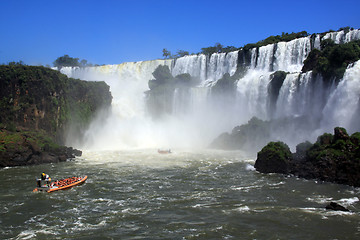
[254,141,291,174]
[254,127,360,187]
[0,129,82,168]
[325,202,349,212]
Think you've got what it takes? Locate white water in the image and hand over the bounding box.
[322,29,360,44]
[60,29,360,151]
[321,60,360,132]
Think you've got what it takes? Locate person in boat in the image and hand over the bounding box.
[41,172,50,181]
[40,172,51,187]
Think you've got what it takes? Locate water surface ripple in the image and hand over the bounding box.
[0,149,359,239]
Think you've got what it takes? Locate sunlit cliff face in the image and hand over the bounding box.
[60,29,360,152]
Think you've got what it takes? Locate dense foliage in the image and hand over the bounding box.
[255,141,292,174]
[255,127,360,187]
[302,39,360,81]
[162,31,311,59]
[0,65,112,144]
[53,55,93,68]
[162,27,355,59]
[200,43,238,56]
[243,31,308,51]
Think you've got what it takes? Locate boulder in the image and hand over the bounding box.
[254,141,292,174]
[254,127,360,187]
[325,202,349,212]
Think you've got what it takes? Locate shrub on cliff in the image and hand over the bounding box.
[0,65,111,144]
[243,31,308,51]
[255,127,360,187]
[0,129,81,167]
[254,141,292,174]
[302,40,360,82]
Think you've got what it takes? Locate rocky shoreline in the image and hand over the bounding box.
[254,127,360,187]
[0,129,81,168]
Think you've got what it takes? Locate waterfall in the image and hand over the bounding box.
[251,36,311,72]
[171,51,239,86]
[275,71,324,119]
[59,29,360,150]
[322,29,360,44]
[273,37,311,72]
[321,60,360,131]
[236,70,272,120]
[206,51,238,83]
[171,54,207,81]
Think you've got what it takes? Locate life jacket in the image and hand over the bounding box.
[41,173,50,180]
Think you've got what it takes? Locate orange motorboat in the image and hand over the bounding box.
[158,149,171,154]
[33,176,87,193]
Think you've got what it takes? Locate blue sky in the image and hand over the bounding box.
[1,0,359,66]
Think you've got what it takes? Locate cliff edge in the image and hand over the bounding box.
[0,65,112,167]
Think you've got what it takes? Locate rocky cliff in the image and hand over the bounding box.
[0,65,112,167]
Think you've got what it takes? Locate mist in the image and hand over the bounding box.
[60,29,360,153]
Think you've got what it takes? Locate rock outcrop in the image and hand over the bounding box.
[0,129,82,167]
[254,127,360,187]
[0,65,112,144]
[0,65,112,167]
[325,202,349,212]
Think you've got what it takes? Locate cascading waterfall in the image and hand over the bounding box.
[62,60,173,150]
[236,71,272,121]
[171,54,207,82]
[275,71,323,119]
[171,51,238,85]
[322,29,360,44]
[60,29,360,151]
[250,36,311,72]
[321,60,360,132]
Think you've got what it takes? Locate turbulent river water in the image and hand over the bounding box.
[1,149,359,239]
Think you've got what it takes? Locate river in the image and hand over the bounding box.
[0,149,359,239]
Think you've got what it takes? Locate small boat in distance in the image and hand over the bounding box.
[158,149,171,154]
[33,176,87,193]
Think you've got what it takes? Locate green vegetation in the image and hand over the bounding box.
[200,43,237,55]
[53,55,93,68]
[255,126,360,186]
[259,141,292,161]
[302,39,360,81]
[243,31,308,51]
[0,65,111,144]
[0,129,62,153]
[305,127,359,163]
[162,30,312,58]
[162,48,171,59]
[255,141,292,174]
[162,27,357,60]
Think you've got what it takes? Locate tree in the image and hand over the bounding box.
[53,55,80,68]
[201,46,217,55]
[215,43,223,53]
[175,50,189,58]
[162,48,171,59]
[80,59,88,67]
[8,61,25,66]
[201,43,224,55]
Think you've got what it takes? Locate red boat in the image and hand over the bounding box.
[158,149,171,154]
[33,176,87,193]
